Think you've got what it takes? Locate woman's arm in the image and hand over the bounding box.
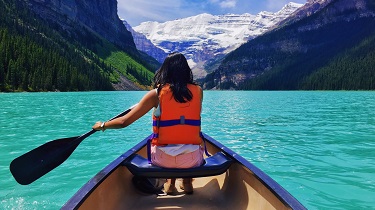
[92,89,158,131]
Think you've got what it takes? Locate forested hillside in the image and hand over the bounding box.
[204,0,375,90]
[0,0,155,92]
[300,30,375,90]
[237,17,375,90]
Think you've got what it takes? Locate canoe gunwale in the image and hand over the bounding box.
[62,133,306,210]
[201,133,306,210]
[61,135,148,209]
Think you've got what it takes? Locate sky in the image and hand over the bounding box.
[118,0,307,27]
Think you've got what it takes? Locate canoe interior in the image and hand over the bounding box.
[69,138,298,210]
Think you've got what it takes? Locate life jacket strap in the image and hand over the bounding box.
[152,119,201,127]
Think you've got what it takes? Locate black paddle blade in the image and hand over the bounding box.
[9,104,137,185]
[10,136,82,185]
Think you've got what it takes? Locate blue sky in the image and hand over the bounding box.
[118,0,307,26]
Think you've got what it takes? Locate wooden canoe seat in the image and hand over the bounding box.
[123,152,233,178]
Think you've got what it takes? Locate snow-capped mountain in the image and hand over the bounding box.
[132,2,303,78]
[123,20,168,63]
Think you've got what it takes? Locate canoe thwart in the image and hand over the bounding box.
[122,152,233,178]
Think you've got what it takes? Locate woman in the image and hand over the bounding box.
[93,52,204,195]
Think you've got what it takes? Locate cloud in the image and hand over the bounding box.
[219,0,236,9]
[208,0,236,9]
[118,0,192,25]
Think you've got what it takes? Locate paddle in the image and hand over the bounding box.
[10,104,137,185]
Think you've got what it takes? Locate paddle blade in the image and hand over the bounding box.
[10,136,82,185]
[9,104,137,185]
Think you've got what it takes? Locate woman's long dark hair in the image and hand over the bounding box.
[153,52,196,103]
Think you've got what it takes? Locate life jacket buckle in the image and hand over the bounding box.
[180,116,185,124]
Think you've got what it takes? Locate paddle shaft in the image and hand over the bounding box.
[78,103,138,139]
[80,103,138,138]
[10,104,137,185]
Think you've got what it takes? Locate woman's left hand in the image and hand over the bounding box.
[92,121,104,131]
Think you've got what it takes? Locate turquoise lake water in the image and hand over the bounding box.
[1,91,374,209]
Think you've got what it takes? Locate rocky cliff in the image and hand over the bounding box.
[26,0,137,53]
[123,20,167,63]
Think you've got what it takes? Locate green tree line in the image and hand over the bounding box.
[0,28,115,91]
[301,35,375,90]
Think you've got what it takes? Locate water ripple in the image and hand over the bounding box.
[1,91,375,209]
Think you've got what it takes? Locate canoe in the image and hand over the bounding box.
[62,133,306,210]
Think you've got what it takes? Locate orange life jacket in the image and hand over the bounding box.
[152,84,202,146]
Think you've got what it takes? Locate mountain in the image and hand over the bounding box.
[133,2,303,79]
[26,0,137,54]
[204,0,375,90]
[123,20,167,63]
[0,0,156,92]
[277,0,333,27]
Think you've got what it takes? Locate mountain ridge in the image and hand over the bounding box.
[132,2,303,79]
[204,0,375,90]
